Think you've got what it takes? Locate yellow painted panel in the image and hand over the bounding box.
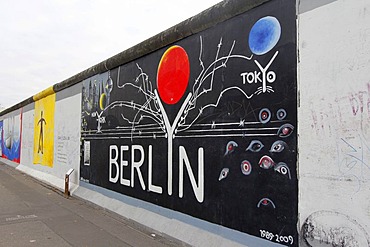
[33,93,55,167]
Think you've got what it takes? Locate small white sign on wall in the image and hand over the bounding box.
[84,140,90,166]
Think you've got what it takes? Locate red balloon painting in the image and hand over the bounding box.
[157,45,190,105]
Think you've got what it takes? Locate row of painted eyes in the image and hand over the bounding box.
[219,155,291,181]
[225,139,287,155]
[223,123,294,155]
[259,108,287,123]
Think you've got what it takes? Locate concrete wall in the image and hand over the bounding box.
[9,85,81,192]
[298,0,370,246]
[1,0,370,246]
[78,0,297,244]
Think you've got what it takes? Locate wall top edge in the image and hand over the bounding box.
[0,0,270,117]
[33,86,55,102]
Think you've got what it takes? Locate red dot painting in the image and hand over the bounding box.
[157,45,190,105]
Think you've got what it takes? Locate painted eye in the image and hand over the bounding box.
[246,140,264,152]
[274,162,291,179]
[258,155,275,169]
[277,123,294,138]
[259,108,271,124]
[241,160,252,175]
[224,141,238,156]
[276,108,287,120]
[218,168,229,181]
[257,198,276,209]
[269,140,287,153]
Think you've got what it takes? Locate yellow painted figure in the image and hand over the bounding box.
[33,93,55,167]
[37,111,47,154]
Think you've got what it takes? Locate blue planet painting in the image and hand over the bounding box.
[249,16,281,55]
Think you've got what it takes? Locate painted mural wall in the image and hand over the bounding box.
[80,0,297,244]
[1,0,370,246]
[298,0,370,246]
[17,90,81,190]
[0,110,22,163]
[0,120,2,157]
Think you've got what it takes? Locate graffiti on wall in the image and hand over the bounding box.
[337,133,370,193]
[301,211,370,247]
[1,114,22,163]
[0,121,2,157]
[80,0,297,244]
[348,82,370,117]
[33,94,55,167]
[310,82,370,138]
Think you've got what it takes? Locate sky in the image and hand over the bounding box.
[0,0,222,109]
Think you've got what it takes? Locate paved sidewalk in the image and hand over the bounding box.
[0,162,189,247]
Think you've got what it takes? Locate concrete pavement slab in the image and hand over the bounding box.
[0,162,189,247]
[0,221,71,247]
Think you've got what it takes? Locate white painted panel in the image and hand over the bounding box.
[20,109,35,165]
[53,93,82,187]
[298,0,370,245]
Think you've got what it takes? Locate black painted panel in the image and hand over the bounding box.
[80,0,297,245]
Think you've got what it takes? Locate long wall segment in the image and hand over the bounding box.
[2,0,370,246]
[12,0,370,246]
[80,0,297,244]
